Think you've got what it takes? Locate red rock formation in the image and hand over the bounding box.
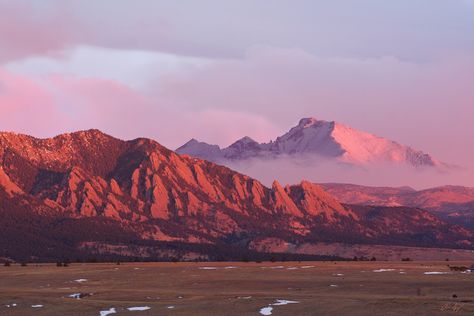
[287,181,357,220]
[271,180,303,217]
[0,166,23,196]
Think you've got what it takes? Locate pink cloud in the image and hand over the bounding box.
[0,68,151,137]
[0,67,279,149]
[0,68,64,135]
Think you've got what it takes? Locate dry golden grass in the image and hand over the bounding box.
[0,261,473,315]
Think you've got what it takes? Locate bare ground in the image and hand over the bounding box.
[0,261,473,315]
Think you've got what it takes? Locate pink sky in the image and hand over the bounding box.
[1,0,474,186]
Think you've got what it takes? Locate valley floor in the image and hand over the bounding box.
[0,261,473,315]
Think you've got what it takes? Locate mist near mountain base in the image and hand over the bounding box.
[225,155,474,190]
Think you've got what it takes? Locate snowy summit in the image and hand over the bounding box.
[176,117,441,168]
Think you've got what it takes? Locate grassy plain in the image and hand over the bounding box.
[0,261,473,315]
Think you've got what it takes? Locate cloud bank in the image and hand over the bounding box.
[226,156,473,190]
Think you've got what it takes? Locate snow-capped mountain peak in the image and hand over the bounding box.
[176,117,442,168]
[270,118,341,156]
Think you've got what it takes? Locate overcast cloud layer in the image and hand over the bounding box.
[1,0,474,187]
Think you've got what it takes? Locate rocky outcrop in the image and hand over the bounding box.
[0,166,23,196]
[287,181,357,220]
[271,180,303,217]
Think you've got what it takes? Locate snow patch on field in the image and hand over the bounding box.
[31,305,43,308]
[198,266,238,270]
[99,308,117,316]
[373,269,396,272]
[273,300,299,306]
[259,299,299,315]
[127,306,151,311]
[260,306,273,315]
[74,279,88,283]
[424,271,451,275]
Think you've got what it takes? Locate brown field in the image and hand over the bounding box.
[0,261,473,316]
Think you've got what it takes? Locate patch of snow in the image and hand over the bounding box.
[100,307,117,316]
[372,269,396,273]
[260,306,273,315]
[31,305,43,308]
[167,306,175,309]
[238,296,252,299]
[301,266,315,269]
[259,299,299,315]
[329,284,338,287]
[273,300,299,306]
[74,279,88,283]
[424,272,451,275]
[224,266,237,269]
[127,306,151,311]
[199,267,218,270]
[287,267,298,270]
[269,266,284,269]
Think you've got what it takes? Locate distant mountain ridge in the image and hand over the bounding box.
[321,183,474,229]
[177,117,442,168]
[321,183,474,212]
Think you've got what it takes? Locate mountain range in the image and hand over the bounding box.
[321,183,474,230]
[0,129,473,262]
[176,117,442,168]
